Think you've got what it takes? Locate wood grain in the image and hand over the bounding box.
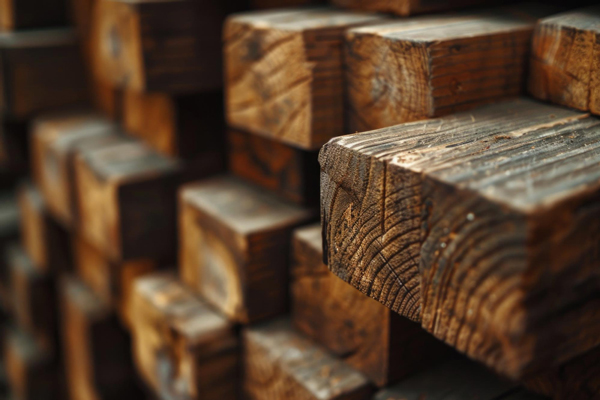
[0,0,68,31]
[244,318,373,400]
[225,8,385,150]
[529,6,600,115]
[179,175,314,323]
[330,0,489,17]
[130,273,239,400]
[320,98,600,378]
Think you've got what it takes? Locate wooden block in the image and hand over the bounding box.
[224,8,384,150]
[331,0,490,16]
[529,6,600,115]
[91,0,229,93]
[0,0,68,31]
[73,235,161,327]
[320,98,600,379]
[179,175,314,323]
[4,326,60,400]
[244,318,372,400]
[73,137,182,261]
[17,182,72,273]
[228,130,319,206]
[0,29,88,120]
[345,6,553,132]
[60,276,144,400]
[130,273,239,400]
[291,224,448,387]
[123,89,225,163]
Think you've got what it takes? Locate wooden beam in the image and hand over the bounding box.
[320,98,600,378]
[129,273,239,400]
[244,318,373,400]
[179,175,314,323]
[529,6,600,115]
[0,0,68,31]
[224,8,385,150]
[331,0,488,17]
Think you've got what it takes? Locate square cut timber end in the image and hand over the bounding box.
[291,223,450,387]
[0,0,68,31]
[228,129,319,207]
[528,6,600,116]
[243,318,373,400]
[0,28,88,120]
[17,181,72,273]
[331,0,489,17]
[72,234,162,328]
[344,5,558,133]
[179,175,315,324]
[91,0,228,93]
[224,7,386,150]
[73,136,183,262]
[319,97,600,379]
[129,272,239,400]
[59,275,145,400]
[31,108,121,228]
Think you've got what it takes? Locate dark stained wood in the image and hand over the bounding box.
[345,6,554,132]
[331,0,489,17]
[320,98,600,379]
[59,276,144,400]
[228,130,319,206]
[130,273,239,400]
[529,6,600,115]
[244,318,373,400]
[224,8,385,150]
[179,175,314,323]
[291,223,449,387]
[73,137,183,262]
[0,29,88,120]
[0,0,68,31]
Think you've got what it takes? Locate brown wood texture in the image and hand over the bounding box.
[73,137,182,262]
[91,0,229,93]
[228,130,319,206]
[130,273,239,400]
[244,318,373,400]
[60,276,144,400]
[529,6,600,115]
[0,29,88,120]
[123,89,226,163]
[320,98,600,379]
[31,109,122,227]
[179,175,314,324]
[345,6,554,133]
[291,223,449,387]
[0,0,68,31]
[330,0,489,17]
[224,8,385,150]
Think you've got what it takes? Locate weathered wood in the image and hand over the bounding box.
[0,0,68,31]
[331,0,488,17]
[31,109,122,227]
[291,223,448,387]
[345,6,553,132]
[0,29,88,120]
[123,90,225,163]
[72,235,160,327]
[60,276,144,400]
[228,130,319,206]
[225,8,384,150]
[130,273,239,400]
[180,175,314,323]
[244,318,372,400]
[529,6,600,115]
[320,98,600,379]
[91,0,229,93]
[73,137,182,261]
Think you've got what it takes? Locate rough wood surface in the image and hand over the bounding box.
[330,0,488,17]
[244,318,373,400]
[130,273,239,400]
[225,8,385,150]
[291,223,448,387]
[320,98,600,378]
[228,129,319,206]
[0,29,88,120]
[74,137,182,261]
[345,6,552,132]
[529,6,600,115]
[0,0,68,31]
[179,175,314,323]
